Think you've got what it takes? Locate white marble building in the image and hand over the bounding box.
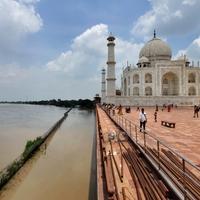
[102,32,200,106]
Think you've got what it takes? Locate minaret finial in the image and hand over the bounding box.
[107,32,115,41]
[154,29,156,38]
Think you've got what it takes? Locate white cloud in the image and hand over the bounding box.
[0,23,143,100]
[47,24,108,77]
[0,0,42,47]
[176,36,200,64]
[47,24,143,86]
[132,0,200,38]
[183,0,196,6]
[19,0,40,3]
[174,10,182,18]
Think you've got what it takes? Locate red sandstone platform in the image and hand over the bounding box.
[97,106,142,200]
[121,106,200,166]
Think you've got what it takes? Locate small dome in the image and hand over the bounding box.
[138,56,149,63]
[139,37,172,61]
[178,55,189,62]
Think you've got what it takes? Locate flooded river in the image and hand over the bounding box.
[0,104,95,200]
[0,104,66,170]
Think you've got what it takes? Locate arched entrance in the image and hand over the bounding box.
[162,72,179,95]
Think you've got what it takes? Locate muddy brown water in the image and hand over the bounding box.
[0,105,95,200]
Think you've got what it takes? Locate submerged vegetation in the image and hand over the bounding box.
[0,99,95,109]
[0,137,44,189]
[0,109,71,190]
[22,137,43,160]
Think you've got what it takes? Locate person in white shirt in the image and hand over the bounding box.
[139,108,147,132]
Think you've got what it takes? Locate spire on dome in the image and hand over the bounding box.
[153,29,156,38]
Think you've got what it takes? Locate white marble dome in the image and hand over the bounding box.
[139,37,172,61]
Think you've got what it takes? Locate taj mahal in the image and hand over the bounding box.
[101,32,200,106]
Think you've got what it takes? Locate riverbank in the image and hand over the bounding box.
[0,99,95,109]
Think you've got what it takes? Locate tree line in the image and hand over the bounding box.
[0,99,95,109]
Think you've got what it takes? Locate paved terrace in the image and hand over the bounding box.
[97,106,140,200]
[120,106,200,166]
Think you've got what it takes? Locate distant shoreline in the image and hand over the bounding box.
[0,99,95,109]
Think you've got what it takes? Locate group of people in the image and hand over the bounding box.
[102,103,124,116]
[101,103,190,134]
[102,103,150,133]
[118,105,148,133]
[102,102,200,136]
[161,103,177,112]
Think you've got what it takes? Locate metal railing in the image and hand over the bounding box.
[103,107,200,200]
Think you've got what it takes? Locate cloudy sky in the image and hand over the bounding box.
[1,0,200,101]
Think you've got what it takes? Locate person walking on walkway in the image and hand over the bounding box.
[139,108,147,132]
[154,111,157,122]
[155,104,158,112]
[118,104,123,115]
[193,105,199,118]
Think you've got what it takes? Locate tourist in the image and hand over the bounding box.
[167,104,171,112]
[118,104,123,115]
[139,108,147,132]
[125,106,131,113]
[193,105,199,118]
[156,104,158,111]
[154,111,157,122]
[112,109,115,116]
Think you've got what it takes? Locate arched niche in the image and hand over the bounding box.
[188,73,195,83]
[133,87,139,96]
[133,74,139,84]
[188,86,196,96]
[145,87,152,96]
[145,73,152,83]
[162,72,179,96]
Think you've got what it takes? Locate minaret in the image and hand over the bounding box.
[106,34,116,96]
[101,68,106,99]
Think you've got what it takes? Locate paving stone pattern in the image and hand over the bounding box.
[122,106,200,165]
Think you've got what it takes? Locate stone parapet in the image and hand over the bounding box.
[103,96,200,106]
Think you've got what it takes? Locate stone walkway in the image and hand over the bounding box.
[121,106,200,166]
[97,106,138,200]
